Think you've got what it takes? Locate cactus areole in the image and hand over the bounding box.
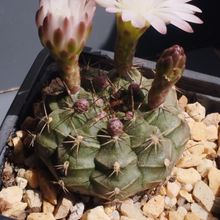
[34,0,203,200]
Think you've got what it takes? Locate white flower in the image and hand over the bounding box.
[36,0,96,94]
[96,0,203,34]
[36,0,96,54]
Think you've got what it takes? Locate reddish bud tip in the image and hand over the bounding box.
[107,118,124,137]
[156,45,186,82]
[92,74,109,92]
[124,111,134,120]
[74,99,89,113]
[128,83,140,94]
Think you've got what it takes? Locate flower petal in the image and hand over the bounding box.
[170,16,194,33]
[145,14,167,34]
[36,0,96,51]
[95,0,116,8]
[106,7,121,13]
[174,11,203,24]
[121,10,136,22]
[130,15,146,29]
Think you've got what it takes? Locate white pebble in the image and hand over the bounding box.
[16,177,28,189]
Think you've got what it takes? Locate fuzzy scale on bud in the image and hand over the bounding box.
[74,99,90,113]
[107,118,124,137]
[36,0,96,94]
[148,45,186,110]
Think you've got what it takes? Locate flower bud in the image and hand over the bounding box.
[36,0,96,57]
[107,118,124,137]
[92,75,109,92]
[74,99,89,113]
[156,45,186,83]
[148,45,186,110]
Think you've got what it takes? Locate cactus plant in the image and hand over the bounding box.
[32,0,203,200]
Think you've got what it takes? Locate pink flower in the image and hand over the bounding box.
[96,0,202,34]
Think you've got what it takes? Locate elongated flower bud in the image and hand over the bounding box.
[36,0,96,94]
[148,45,186,110]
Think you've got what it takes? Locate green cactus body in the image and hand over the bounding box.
[35,66,190,201]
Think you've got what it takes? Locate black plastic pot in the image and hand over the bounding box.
[0,48,220,220]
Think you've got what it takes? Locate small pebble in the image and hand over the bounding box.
[196,159,214,177]
[166,181,181,198]
[168,211,182,220]
[0,186,23,204]
[189,122,207,141]
[27,212,55,220]
[42,200,55,213]
[184,212,200,220]
[54,197,73,219]
[17,168,26,178]
[120,199,147,220]
[186,102,206,122]
[111,210,120,220]
[183,203,191,211]
[1,202,27,220]
[176,154,204,168]
[177,197,186,207]
[186,140,205,155]
[176,206,187,219]
[143,195,164,218]
[16,177,28,189]
[193,181,214,211]
[174,168,201,184]
[202,141,217,155]
[81,206,111,220]
[120,216,136,220]
[182,183,193,192]
[23,190,42,210]
[164,196,177,209]
[104,204,116,216]
[179,190,193,203]
[208,167,220,196]
[191,203,208,220]
[68,202,85,220]
[203,113,220,127]
[206,125,218,141]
